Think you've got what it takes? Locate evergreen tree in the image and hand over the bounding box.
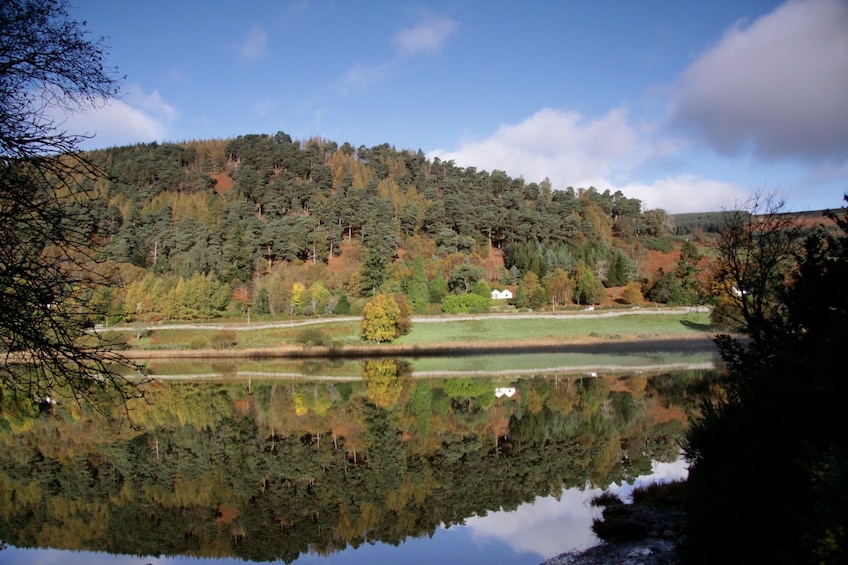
[428,265,447,304]
[574,266,605,305]
[675,239,702,304]
[335,293,351,315]
[646,269,684,305]
[514,280,528,308]
[407,255,430,312]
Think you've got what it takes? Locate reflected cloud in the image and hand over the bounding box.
[464,487,603,558]
[464,457,689,559]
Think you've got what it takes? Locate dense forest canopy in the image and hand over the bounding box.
[79,132,700,323]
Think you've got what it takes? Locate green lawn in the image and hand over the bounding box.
[119,310,713,351]
[395,311,713,345]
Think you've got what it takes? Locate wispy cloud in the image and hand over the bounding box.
[338,62,392,94]
[393,15,458,56]
[62,85,176,149]
[337,13,457,93]
[670,0,848,161]
[237,23,269,60]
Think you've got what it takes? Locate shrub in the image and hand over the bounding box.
[621,281,644,305]
[295,327,327,347]
[211,330,237,349]
[441,293,492,314]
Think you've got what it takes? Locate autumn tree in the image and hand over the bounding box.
[521,271,547,309]
[707,195,804,340]
[360,293,409,343]
[620,281,644,305]
[306,280,329,315]
[361,359,405,409]
[543,268,572,308]
[0,0,141,416]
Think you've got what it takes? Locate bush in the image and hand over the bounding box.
[441,293,492,314]
[590,491,623,508]
[295,327,327,347]
[211,330,237,349]
[621,281,644,305]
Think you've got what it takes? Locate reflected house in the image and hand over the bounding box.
[495,387,516,398]
[491,289,513,300]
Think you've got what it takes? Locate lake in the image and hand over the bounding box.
[0,348,718,564]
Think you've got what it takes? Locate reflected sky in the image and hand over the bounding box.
[1,458,688,565]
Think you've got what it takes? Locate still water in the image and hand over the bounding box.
[0,350,715,564]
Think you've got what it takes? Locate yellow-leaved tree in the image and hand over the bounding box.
[360,294,409,343]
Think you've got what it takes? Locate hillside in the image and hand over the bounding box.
[78,133,719,323]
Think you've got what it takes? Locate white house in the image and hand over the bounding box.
[491,289,513,300]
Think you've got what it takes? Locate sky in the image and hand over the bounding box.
[64,0,848,213]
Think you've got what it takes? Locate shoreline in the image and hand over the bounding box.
[117,334,718,361]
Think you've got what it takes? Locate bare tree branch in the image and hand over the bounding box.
[0,0,143,419]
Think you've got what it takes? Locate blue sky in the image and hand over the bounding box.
[65,0,848,213]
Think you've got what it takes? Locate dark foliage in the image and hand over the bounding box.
[683,202,848,564]
[0,0,141,416]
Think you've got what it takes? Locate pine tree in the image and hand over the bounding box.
[407,255,430,312]
[428,265,447,304]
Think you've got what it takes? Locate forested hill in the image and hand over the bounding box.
[82,132,684,322]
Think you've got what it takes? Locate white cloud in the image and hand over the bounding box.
[465,458,689,558]
[61,86,175,149]
[671,0,848,161]
[393,15,458,56]
[620,175,750,214]
[465,487,602,558]
[427,107,754,213]
[429,107,639,189]
[237,23,268,60]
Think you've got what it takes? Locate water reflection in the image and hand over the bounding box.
[465,457,689,558]
[0,358,715,564]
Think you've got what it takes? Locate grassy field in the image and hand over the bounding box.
[397,311,712,345]
[113,309,714,353]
